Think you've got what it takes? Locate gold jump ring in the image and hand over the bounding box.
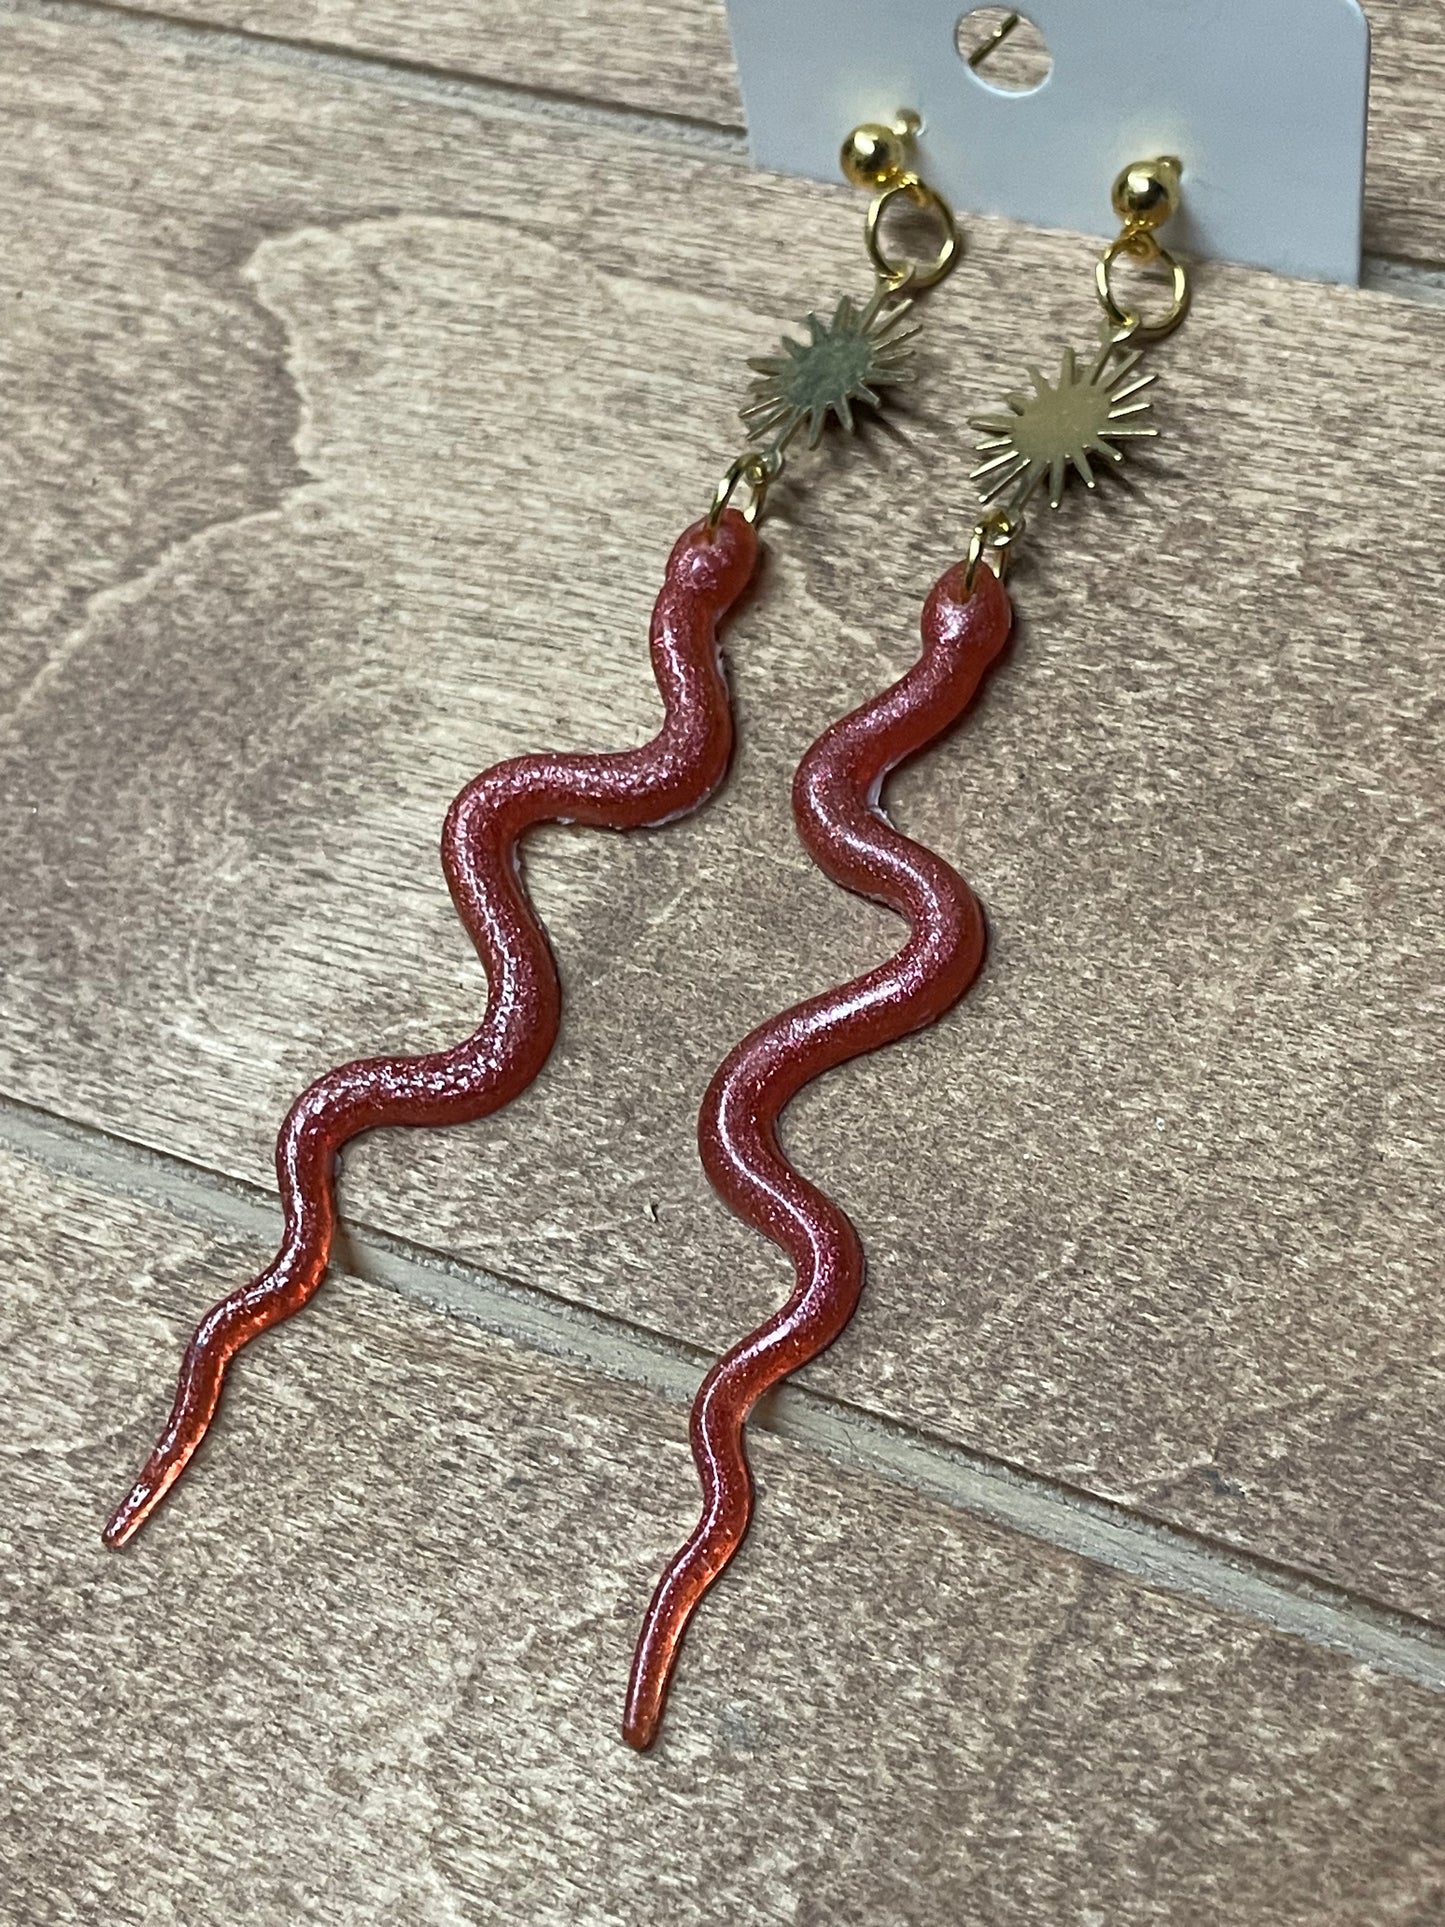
[1095,232,1191,344]
[866,180,961,292]
[707,450,776,533]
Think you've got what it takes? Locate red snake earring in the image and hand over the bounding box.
[103,115,962,1549]
[625,158,1193,1749]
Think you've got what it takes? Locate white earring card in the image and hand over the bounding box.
[724,0,1371,285]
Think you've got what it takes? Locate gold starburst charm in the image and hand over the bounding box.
[970,330,1159,510]
[742,291,918,450]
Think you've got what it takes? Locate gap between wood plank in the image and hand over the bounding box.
[8,0,1445,295]
[5,1091,1445,1698]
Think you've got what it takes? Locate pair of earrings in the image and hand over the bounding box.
[102,119,1192,1752]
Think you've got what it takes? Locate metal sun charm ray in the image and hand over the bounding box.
[742,289,919,449]
[971,328,1160,511]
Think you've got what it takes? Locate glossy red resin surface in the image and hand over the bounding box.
[104,512,758,1549]
[624,560,1013,1749]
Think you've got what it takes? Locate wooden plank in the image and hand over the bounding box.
[106,0,749,124]
[81,0,1445,267]
[1,15,1444,1633]
[3,1140,1444,1924]
[1366,1,1445,259]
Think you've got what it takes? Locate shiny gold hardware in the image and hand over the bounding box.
[1111,155,1182,232]
[971,328,1158,510]
[1096,156,1191,343]
[742,283,920,450]
[966,10,1023,70]
[964,508,1022,591]
[1096,233,1191,343]
[842,111,961,292]
[866,181,960,292]
[840,111,922,193]
[706,449,778,534]
[708,109,960,528]
[964,154,1191,571]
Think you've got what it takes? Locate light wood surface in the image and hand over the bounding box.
[1367,2,1445,258]
[4,1142,1444,1925]
[2,3,1444,1917]
[2,13,1442,1624]
[83,0,1445,267]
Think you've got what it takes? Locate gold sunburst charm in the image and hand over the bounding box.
[970,331,1159,510]
[742,292,918,450]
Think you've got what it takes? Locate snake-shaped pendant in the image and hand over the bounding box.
[625,559,1012,1748]
[104,511,758,1549]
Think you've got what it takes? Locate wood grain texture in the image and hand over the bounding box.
[99,0,747,123]
[3,1140,1444,1926]
[0,16,1443,1633]
[1366,1,1445,259]
[76,0,1445,267]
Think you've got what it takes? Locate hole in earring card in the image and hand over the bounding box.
[956,8,1052,93]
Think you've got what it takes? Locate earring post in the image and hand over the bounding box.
[968,10,1022,70]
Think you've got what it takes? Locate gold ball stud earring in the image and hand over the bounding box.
[1111,155,1183,233]
[840,110,923,192]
